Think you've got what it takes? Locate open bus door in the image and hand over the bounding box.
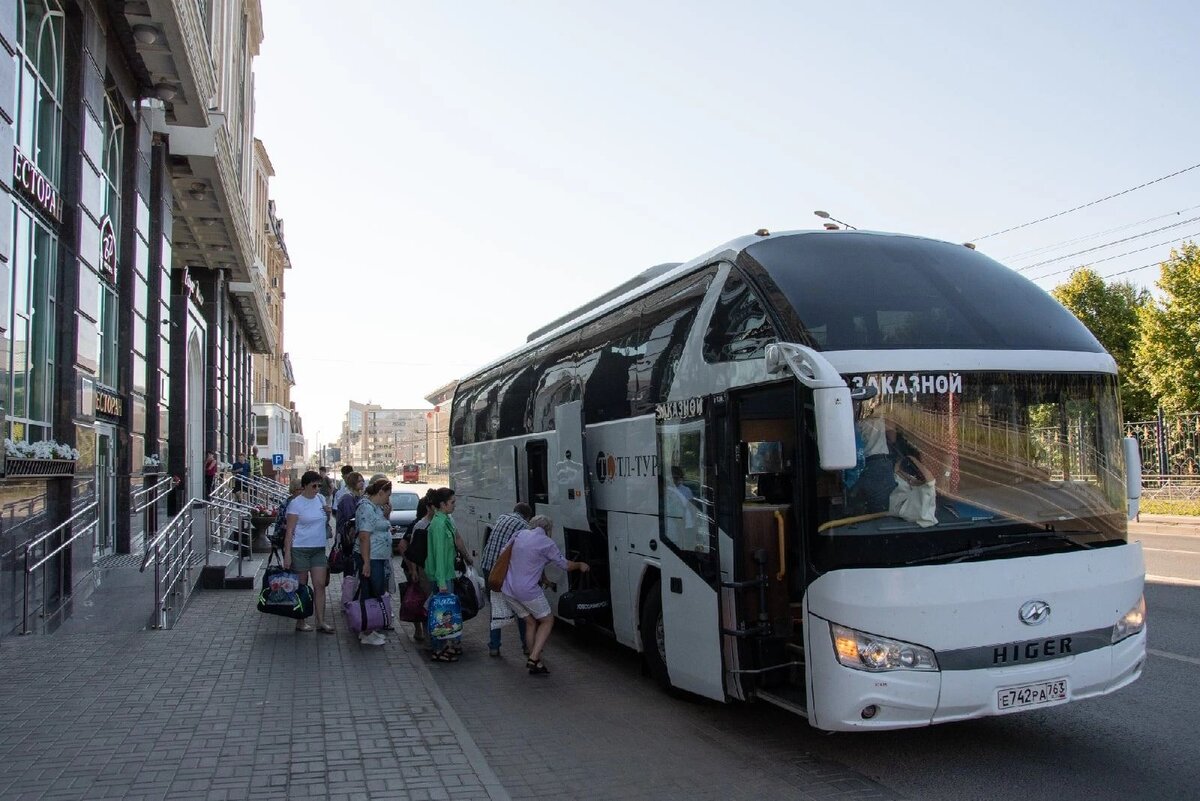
[654,397,726,701]
[719,382,811,715]
[553,400,590,531]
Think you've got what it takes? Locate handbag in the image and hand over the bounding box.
[453,573,480,622]
[489,591,516,631]
[344,571,393,633]
[427,591,463,639]
[487,542,514,592]
[328,542,349,574]
[464,565,486,607]
[257,567,314,619]
[397,580,428,623]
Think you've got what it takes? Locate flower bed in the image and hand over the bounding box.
[5,438,79,479]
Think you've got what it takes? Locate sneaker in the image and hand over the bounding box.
[367,631,386,646]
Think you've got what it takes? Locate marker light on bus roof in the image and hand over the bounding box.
[830,623,938,672]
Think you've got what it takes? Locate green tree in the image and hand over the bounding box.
[1134,242,1200,413]
[1052,267,1154,420]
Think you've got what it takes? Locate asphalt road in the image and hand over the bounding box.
[422,523,1200,801]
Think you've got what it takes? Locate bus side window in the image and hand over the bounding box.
[631,270,714,415]
[531,334,579,433]
[703,270,777,363]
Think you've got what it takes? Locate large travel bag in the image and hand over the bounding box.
[257,567,313,619]
[344,577,392,633]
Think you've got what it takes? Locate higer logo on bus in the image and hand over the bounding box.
[594,451,658,484]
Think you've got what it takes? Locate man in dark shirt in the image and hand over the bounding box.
[232,453,250,501]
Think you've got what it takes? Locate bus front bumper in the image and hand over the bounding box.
[807,626,1146,731]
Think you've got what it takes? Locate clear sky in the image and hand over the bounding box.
[253,0,1200,452]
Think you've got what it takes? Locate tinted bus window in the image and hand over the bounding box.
[742,233,1104,352]
[630,270,714,416]
[704,269,777,362]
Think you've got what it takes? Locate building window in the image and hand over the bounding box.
[97,285,118,388]
[7,1,63,442]
[95,87,122,390]
[101,87,122,250]
[7,209,57,441]
[16,0,64,184]
[256,414,268,447]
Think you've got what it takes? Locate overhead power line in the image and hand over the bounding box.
[972,161,1200,241]
[1001,203,1200,261]
[1028,230,1200,282]
[1015,215,1200,273]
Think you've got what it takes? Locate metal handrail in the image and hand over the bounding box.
[138,479,268,629]
[21,502,100,635]
[139,498,200,630]
[132,475,175,514]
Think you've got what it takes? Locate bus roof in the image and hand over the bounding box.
[460,228,1103,385]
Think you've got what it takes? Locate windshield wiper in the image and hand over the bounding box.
[904,535,1091,567]
[995,530,1095,549]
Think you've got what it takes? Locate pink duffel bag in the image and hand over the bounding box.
[344,580,392,633]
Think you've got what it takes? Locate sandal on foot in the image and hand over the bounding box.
[316,623,335,634]
[528,660,549,675]
[295,623,314,632]
[447,645,463,656]
[430,650,459,663]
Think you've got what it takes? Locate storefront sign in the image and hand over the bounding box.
[13,148,63,223]
[95,386,124,421]
[99,216,116,281]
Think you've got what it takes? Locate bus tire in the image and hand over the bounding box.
[640,581,670,688]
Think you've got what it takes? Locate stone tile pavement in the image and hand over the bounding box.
[0,574,506,801]
[0,565,897,800]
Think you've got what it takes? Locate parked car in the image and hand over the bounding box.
[388,490,420,553]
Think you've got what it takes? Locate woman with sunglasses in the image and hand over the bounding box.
[283,470,334,633]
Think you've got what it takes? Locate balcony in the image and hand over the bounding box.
[122,0,216,129]
[228,272,277,355]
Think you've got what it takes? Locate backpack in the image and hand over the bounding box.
[270,497,293,546]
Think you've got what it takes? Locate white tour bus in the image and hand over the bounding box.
[449,229,1146,731]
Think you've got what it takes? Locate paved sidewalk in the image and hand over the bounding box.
[0,570,894,801]
[0,578,508,801]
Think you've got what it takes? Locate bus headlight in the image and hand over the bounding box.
[829,623,939,672]
[1111,595,1146,644]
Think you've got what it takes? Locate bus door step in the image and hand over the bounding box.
[755,688,809,718]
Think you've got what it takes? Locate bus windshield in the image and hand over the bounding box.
[813,372,1127,570]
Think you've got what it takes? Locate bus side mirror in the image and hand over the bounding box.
[764,343,857,471]
[1124,436,1142,521]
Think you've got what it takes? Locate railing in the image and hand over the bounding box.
[132,475,175,549]
[243,474,288,510]
[139,476,266,630]
[21,502,99,635]
[139,498,200,630]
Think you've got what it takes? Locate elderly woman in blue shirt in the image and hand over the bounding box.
[354,478,395,647]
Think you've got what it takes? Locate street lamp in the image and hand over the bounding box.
[813,210,858,230]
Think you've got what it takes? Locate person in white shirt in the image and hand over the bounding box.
[284,469,334,633]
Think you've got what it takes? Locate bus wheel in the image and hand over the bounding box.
[640,582,670,688]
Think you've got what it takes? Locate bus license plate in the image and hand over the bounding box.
[996,678,1068,711]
